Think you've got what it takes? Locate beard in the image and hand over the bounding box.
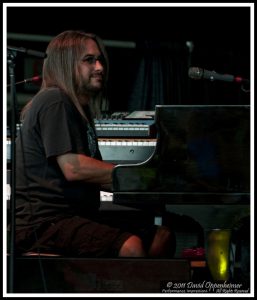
[77,75,104,97]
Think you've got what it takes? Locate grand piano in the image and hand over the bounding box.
[8,105,251,293]
[112,105,250,231]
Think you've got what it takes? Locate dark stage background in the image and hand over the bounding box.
[6,5,251,117]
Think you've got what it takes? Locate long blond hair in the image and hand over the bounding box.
[21,30,109,121]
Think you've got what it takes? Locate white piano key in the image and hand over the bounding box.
[100,191,113,202]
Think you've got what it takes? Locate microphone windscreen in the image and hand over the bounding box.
[188,67,203,80]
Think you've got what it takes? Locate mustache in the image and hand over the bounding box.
[91,71,104,78]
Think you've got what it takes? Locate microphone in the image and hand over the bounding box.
[7,75,42,87]
[188,67,249,84]
[7,45,47,58]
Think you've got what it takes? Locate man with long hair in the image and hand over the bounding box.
[14,30,174,258]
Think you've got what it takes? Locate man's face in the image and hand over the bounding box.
[77,39,105,95]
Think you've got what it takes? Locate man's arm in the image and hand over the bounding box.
[56,153,114,187]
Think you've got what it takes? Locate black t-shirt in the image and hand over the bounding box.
[15,87,102,228]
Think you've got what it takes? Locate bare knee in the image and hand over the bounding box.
[118,235,146,257]
[148,226,176,258]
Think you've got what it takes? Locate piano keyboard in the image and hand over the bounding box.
[98,138,156,147]
[6,115,156,139]
[98,138,156,164]
[95,119,155,137]
[6,138,157,164]
[6,113,157,205]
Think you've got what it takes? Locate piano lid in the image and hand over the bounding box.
[112,105,250,205]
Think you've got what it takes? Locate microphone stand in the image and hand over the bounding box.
[7,49,18,292]
[6,46,45,293]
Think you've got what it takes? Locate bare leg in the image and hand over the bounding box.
[148,226,175,257]
[118,235,146,257]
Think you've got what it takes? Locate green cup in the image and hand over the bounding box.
[206,229,232,281]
